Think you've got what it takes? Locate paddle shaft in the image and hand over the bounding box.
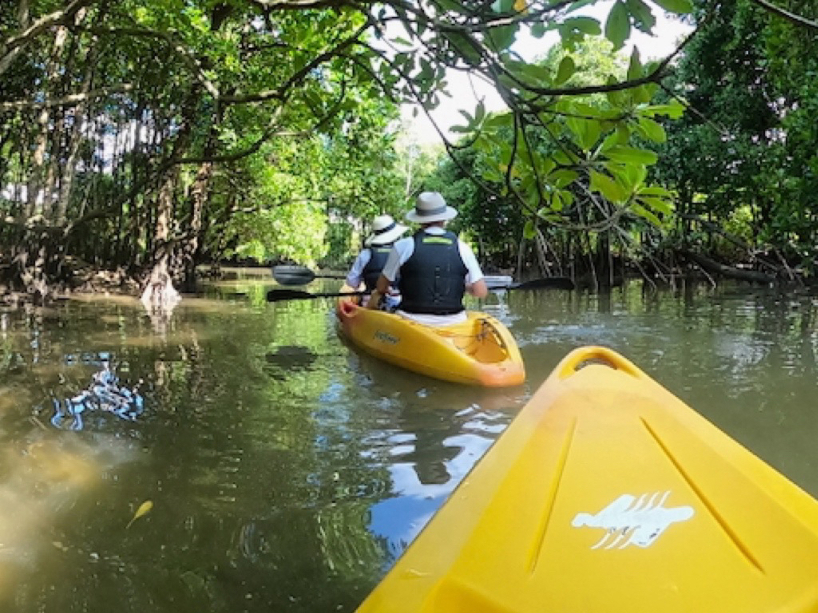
[267,289,366,302]
[266,276,574,302]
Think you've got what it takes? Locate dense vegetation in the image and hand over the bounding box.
[421,1,818,287]
[0,0,816,304]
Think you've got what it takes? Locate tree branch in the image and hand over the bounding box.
[749,0,818,30]
[0,0,97,77]
[0,84,134,111]
[220,21,369,105]
[87,26,221,99]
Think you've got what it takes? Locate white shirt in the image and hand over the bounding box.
[345,248,372,289]
[381,227,484,326]
[347,247,401,309]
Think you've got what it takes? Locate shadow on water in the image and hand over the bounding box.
[0,278,816,611]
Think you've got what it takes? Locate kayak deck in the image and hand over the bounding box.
[336,297,525,387]
[357,346,818,612]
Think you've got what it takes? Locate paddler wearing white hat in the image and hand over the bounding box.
[372,192,487,326]
[345,214,408,306]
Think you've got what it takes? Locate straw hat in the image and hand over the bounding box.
[365,214,408,246]
[406,192,458,224]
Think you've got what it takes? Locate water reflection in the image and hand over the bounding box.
[367,402,517,561]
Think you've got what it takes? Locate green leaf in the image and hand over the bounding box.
[537,209,565,223]
[446,32,482,66]
[637,117,666,143]
[481,166,503,182]
[605,75,626,107]
[531,23,548,38]
[604,145,658,165]
[626,0,656,32]
[590,170,628,202]
[519,63,551,84]
[643,100,685,119]
[630,202,662,226]
[549,169,579,188]
[540,159,556,176]
[436,0,463,12]
[605,1,631,51]
[555,56,576,85]
[638,195,674,215]
[562,16,602,35]
[491,0,516,12]
[650,0,693,14]
[568,116,602,150]
[523,219,537,239]
[632,85,653,104]
[606,161,647,190]
[483,113,513,132]
[639,186,672,197]
[554,190,575,210]
[599,130,622,153]
[488,24,518,50]
[553,150,579,166]
[627,47,642,80]
[562,191,575,207]
[474,101,486,123]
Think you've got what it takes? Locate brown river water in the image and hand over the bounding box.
[0,269,816,612]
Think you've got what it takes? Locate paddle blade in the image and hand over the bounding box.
[271,265,316,286]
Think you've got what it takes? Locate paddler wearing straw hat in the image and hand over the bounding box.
[346,214,408,308]
[372,192,488,326]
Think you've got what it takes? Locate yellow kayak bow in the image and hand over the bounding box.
[357,346,818,612]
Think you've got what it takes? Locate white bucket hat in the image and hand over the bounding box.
[406,192,458,224]
[366,214,408,246]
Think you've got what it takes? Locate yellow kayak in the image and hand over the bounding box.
[357,346,818,612]
[336,296,525,387]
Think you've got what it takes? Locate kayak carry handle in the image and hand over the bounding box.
[555,346,645,380]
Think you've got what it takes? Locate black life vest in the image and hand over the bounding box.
[362,246,392,291]
[398,230,468,315]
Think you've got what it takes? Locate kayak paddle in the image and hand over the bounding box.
[267,289,366,302]
[272,265,346,286]
[266,276,574,302]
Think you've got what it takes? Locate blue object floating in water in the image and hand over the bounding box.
[50,359,144,430]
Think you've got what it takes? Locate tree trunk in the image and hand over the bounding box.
[140,83,201,313]
[9,223,66,302]
[140,174,181,314]
[27,25,69,219]
[180,160,212,290]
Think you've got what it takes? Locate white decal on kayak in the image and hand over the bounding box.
[572,491,694,549]
[374,330,399,345]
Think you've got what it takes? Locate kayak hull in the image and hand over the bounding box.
[336,297,525,387]
[357,346,818,612]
